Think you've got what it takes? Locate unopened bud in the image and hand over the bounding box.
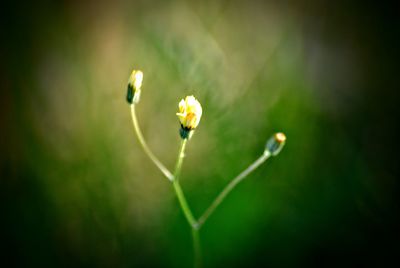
[265,132,286,156]
[126,70,143,104]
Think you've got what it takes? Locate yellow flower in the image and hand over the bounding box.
[126,70,143,104]
[176,95,202,130]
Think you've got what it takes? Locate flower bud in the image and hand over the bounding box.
[265,132,286,156]
[176,95,202,139]
[126,70,144,104]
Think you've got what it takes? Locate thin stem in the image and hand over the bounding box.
[173,139,187,182]
[130,104,173,181]
[173,180,197,228]
[197,151,271,228]
[172,139,202,267]
[192,228,202,268]
[172,139,198,228]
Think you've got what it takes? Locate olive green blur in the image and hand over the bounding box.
[1,0,398,267]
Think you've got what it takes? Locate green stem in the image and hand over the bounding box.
[192,228,202,268]
[130,104,173,181]
[173,139,187,183]
[172,139,197,228]
[172,139,202,267]
[197,151,271,228]
[172,180,197,228]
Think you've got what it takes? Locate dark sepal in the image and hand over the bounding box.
[126,84,134,104]
[179,126,193,139]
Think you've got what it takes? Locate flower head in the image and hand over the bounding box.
[265,132,286,156]
[176,95,202,131]
[126,70,144,104]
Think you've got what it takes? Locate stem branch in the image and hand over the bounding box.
[197,151,271,228]
[130,104,173,181]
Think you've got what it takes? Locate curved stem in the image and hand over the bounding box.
[197,151,271,228]
[130,104,173,181]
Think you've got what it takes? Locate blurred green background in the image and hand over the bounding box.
[1,0,399,267]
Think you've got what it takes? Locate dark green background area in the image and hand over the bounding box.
[1,0,399,267]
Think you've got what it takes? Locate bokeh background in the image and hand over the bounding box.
[1,0,399,267]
